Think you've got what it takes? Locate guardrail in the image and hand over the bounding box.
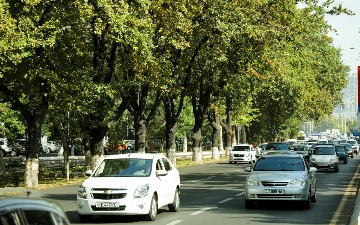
[4,151,227,169]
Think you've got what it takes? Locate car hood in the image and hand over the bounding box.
[249,171,306,181]
[82,176,150,189]
[231,151,252,154]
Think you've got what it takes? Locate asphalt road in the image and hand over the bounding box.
[36,156,360,225]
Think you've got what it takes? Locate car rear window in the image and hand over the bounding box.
[265,143,289,150]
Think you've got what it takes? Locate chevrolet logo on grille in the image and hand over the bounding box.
[104,189,111,195]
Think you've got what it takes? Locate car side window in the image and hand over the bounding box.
[0,211,19,225]
[161,158,172,171]
[156,160,163,170]
[23,210,54,225]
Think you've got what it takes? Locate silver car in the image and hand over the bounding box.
[308,144,339,172]
[244,152,317,209]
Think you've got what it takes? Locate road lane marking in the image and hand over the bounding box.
[190,207,212,215]
[235,192,244,196]
[191,180,199,182]
[218,198,233,203]
[329,163,360,225]
[166,220,183,225]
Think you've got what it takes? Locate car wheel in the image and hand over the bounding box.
[335,165,339,172]
[229,161,232,164]
[351,154,354,158]
[144,194,158,221]
[249,157,253,164]
[303,191,311,209]
[10,150,17,157]
[344,159,348,164]
[311,187,317,203]
[168,188,180,212]
[245,199,254,209]
[78,214,92,223]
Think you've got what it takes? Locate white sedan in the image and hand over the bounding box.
[77,153,180,222]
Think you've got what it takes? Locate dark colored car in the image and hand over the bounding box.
[292,144,310,162]
[12,139,29,156]
[335,144,348,164]
[342,143,354,158]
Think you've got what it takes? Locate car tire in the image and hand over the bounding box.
[303,191,311,209]
[335,165,339,172]
[344,159,348,164]
[351,154,354,158]
[229,161,232,164]
[144,194,158,221]
[168,188,180,212]
[245,199,254,209]
[78,214,92,223]
[311,187,317,203]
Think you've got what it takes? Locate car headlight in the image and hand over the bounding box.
[246,178,261,186]
[288,179,305,186]
[133,183,149,198]
[229,153,233,156]
[78,185,87,199]
[310,158,316,162]
[330,158,336,162]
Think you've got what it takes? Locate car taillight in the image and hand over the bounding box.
[20,146,23,150]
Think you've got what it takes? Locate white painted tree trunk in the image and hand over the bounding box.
[167,148,176,166]
[25,158,39,188]
[219,126,224,152]
[225,146,232,156]
[192,146,203,162]
[90,155,104,171]
[212,146,219,160]
[183,135,187,152]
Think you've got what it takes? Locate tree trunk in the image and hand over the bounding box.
[165,123,177,166]
[231,125,236,146]
[219,126,224,152]
[221,96,233,156]
[89,127,108,170]
[54,120,70,182]
[183,135,187,152]
[134,116,147,153]
[208,110,220,160]
[241,125,247,143]
[25,117,44,188]
[0,154,5,177]
[83,138,91,168]
[192,126,203,162]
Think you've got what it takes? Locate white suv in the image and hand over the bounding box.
[346,140,359,155]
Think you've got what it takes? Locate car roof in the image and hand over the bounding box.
[315,144,334,147]
[104,153,165,160]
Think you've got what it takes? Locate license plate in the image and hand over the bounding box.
[96,202,119,208]
[264,189,284,194]
[318,163,328,166]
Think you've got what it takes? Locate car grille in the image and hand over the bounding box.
[256,194,294,199]
[91,193,127,200]
[90,188,127,200]
[261,181,288,186]
[234,154,244,157]
[91,205,126,211]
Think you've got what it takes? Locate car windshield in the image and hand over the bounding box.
[347,141,357,146]
[265,143,289,150]
[232,146,251,151]
[313,147,334,155]
[93,158,153,177]
[253,157,305,171]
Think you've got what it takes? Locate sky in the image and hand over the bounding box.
[325,0,360,74]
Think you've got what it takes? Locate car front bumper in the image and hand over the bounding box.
[244,185,309,201]
[77,195,152,216]
[309,161,337,169]
[229,156,252,163]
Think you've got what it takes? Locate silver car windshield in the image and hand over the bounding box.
[93,158,153,177]
[253,157,305,171]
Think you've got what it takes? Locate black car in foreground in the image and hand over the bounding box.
[335,144,348,164]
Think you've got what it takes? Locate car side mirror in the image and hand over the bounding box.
[156,170,168,176]
[244,167,252,172]
[85,170,93,177]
